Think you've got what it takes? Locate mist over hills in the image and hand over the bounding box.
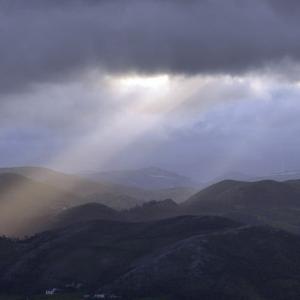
[0,166,196,204]
[0,173,81,236]
[1,165,300,298]
[53,178,300,233]
[19,177,300,236]
[0,166,149,202]
[258,170,300,182]
[80,166,197,190]
[0,167,196,236]
[205,170,300,188]
[1,166,300,236]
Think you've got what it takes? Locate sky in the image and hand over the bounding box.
[1,0,300,181]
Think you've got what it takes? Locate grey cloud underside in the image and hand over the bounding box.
[1,0,300,93]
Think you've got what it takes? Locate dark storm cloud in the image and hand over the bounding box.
[266,0,300,15]
[1,0,300,93]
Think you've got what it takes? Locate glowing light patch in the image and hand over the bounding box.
[106,74,172,114]
[116,74,170,91]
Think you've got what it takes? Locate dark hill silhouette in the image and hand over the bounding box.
[31,179,300,235]
[50,202,121,228]
[182,179,300,233]
[47,199,180,230]
[1,217,300,299]
[123,198,179,221]
[109,225,300,300]
[0,216,239,294]
[184,179,300,210]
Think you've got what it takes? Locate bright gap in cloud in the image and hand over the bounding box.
[105,74,172,114]
[4,72,297,175]
[117,74,170,91]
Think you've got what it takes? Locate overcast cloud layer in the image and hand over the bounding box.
[1,0,300,93]
[1,0,300,180]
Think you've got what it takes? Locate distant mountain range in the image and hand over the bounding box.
[80,166,197,190]
[259,170,300,182]
[0,166,196,205]
[1,166,300,298]
[209,170,300,185]
[32,178,300,236]
[0,167,197,236]
[209,171,258,184]
[1,166,300,236]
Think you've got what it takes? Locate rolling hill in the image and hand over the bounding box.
[184,179,300,210]
[0,167,196,209]
[182,179,300,233]
[23,178,300,235]
[49,202,121,229]
[2,167,300,237]
[0,167,198,236]
[1,216,300,299]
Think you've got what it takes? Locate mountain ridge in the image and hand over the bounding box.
[1,216,300,299]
